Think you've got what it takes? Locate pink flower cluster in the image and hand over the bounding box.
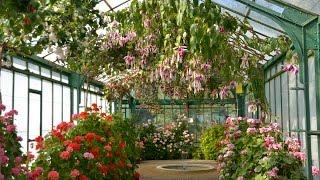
[282,63,299,75]
[218,116,306,179]
[312,166,320,176]
[285,137,306,161]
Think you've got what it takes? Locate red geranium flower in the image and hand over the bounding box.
[134,172,140,180]
[35,136,43,143]
[59,151,71,160]
[74,136,84,143]
[63,140,72,146]
[98,164,108,175]
[48,170,59,180]
[85,132,96,142]
[89,147,100,158]
[119,141,126,149]
[79,175,89,180]
[79,112,89,120]
[68,143,81,152]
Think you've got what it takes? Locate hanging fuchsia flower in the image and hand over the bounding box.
[0,104,6,111]
[143,18,151,28]
[201,63,211,71]
[177,46,187,58]
[219,86,229,99]
[282,64,299,75]
[126,31,137,41]
[312,166,320,176]
[124,55,135,66]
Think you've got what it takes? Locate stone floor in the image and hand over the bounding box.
[137,160,219,180]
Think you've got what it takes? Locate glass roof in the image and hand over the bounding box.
[282,0,320,15]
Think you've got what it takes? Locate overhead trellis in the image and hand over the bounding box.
[101,0,290,106]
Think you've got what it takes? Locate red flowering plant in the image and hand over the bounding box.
[217,117,306,179]
[0,104,27,179]
[31,104,141,180]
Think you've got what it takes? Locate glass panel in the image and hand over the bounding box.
[62,75,69,84]
[275,76,281,124]
[14,73,28,152]
[255,0,285,14]
[13,57,27,70]
[1,69,13,110]
[30,76,41,91]
[281,73,289,133]
[297,72,306,131]
[29,93,41,140]
[63,86,71,121]
[269,79,275,115]
[41,67,51,78]
[73,88,78,114]
[53,84,62,127]
[42,80,52,136]
[28,63,40,74]
[288,73,298,131]
[52,71,61,81]
[80,90,85,112]
[308,56,317,131]
[311,136,320,171]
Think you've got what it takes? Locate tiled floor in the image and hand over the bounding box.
[137,160,219,180]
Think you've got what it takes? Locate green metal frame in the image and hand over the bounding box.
[235,0,319,178]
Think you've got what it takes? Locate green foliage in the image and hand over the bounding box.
[199,124,225,160]
[218,117,306,180]
[32,107,140,179]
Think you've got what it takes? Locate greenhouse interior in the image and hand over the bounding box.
[0,0,320,179]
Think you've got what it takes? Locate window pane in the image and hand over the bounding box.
[14,73,28,152]
[62,75,69,84]
[13,57,27,70]
[28,63,40,74]
[52,71,61,81]
[73,88,78,114]
[42,80,53,135]
[30,76,41,91]
[53,84,62,127]
[1,69,13,110]
[63,86,71,121]
[29,93,41,140]
[41,67,51,78]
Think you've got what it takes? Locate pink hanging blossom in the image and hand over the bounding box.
[0,104,6,111]
[124,55,135,66]
[282,64,299,75]
[312,166,320,176]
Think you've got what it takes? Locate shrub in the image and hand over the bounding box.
[199,124,224,160]
[138,115,195,160]
[217,117,306,179]
[0,104,26,179]
[32,104,141,180]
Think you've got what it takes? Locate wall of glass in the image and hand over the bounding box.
[264,53,319,169]
[0,55,111,153]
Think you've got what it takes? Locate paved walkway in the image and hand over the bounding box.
[137,160,219,180]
